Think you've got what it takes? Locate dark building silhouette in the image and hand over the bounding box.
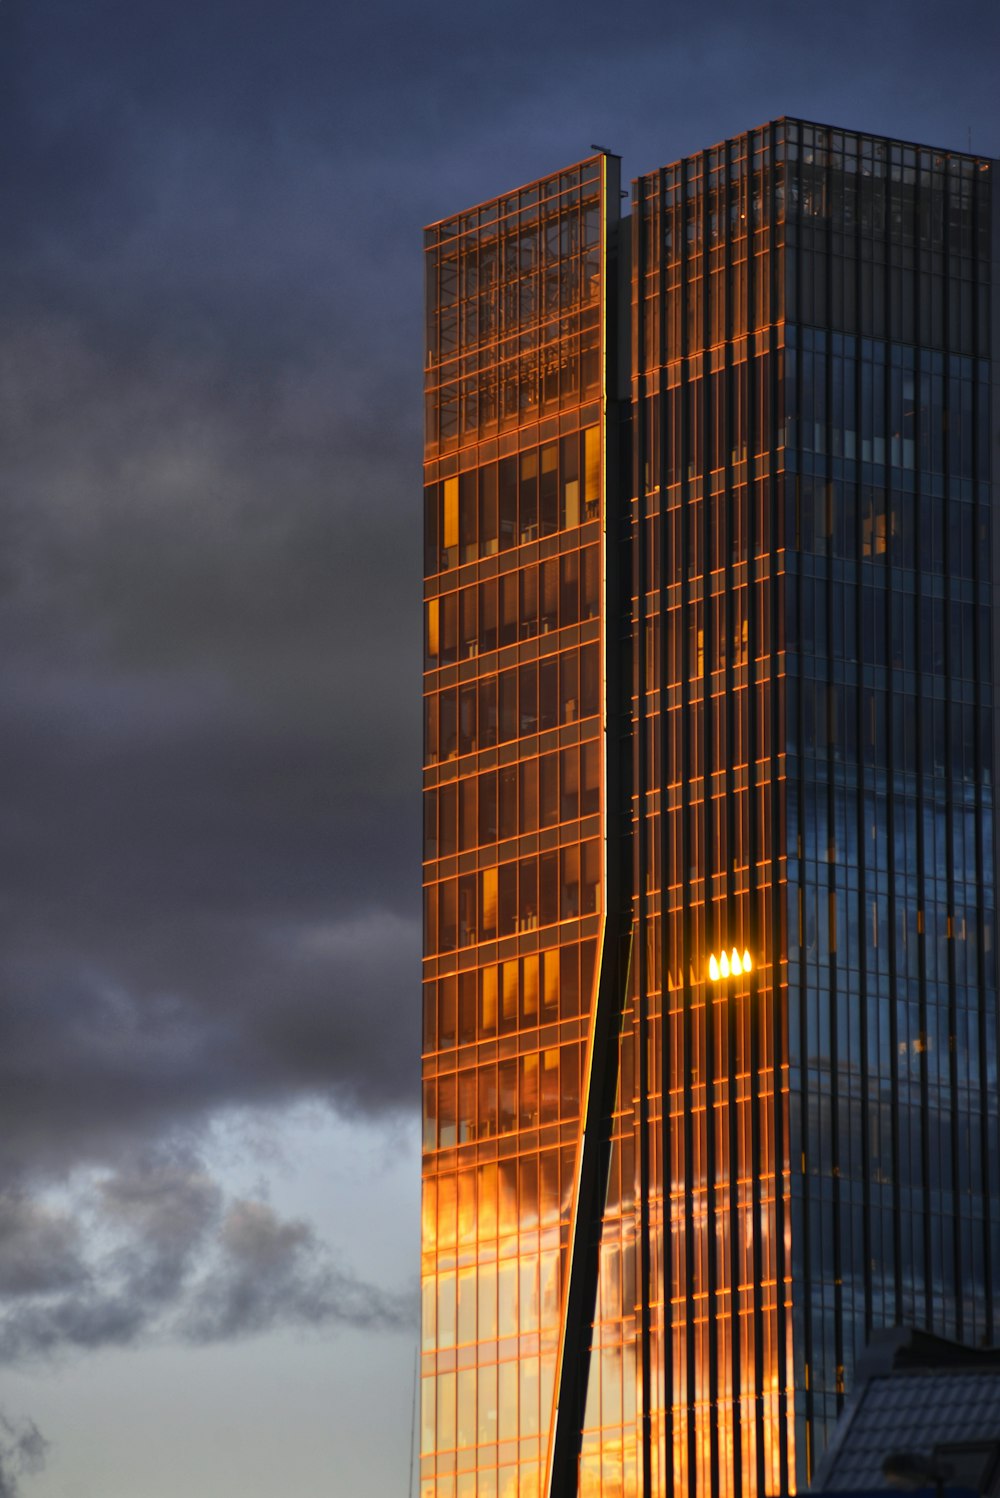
[421,119,998,1498]
[810,1326,1000,1494]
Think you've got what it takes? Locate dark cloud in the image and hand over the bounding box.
[0,1155,411,1365]
[0,1413,48,1498]
[0,120,422,1181]
[0,900,419,1179]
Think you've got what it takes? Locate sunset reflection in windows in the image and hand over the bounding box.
[423,155,616,1498]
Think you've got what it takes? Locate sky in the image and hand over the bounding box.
[0,1,997,1494]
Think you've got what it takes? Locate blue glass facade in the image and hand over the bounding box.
[780,131,996,1469]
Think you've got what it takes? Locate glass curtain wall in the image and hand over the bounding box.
[422,155,617,1498]
[631,121,794,1498]
[778,120,997,1476]
[630,118,997,1497]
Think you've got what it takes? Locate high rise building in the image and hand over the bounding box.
[421,119,998,1498]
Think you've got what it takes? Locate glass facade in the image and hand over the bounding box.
[423,120,998,1497]
[422,154,622,1498]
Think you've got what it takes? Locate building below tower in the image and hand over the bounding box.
[421,119,998,1498]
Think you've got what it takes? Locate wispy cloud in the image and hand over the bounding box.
[0,1412,47,1498]
[0,1154,412,1367]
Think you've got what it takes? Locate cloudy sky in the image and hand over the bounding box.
[0,1,997,1494]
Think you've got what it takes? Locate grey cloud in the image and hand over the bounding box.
[0,1158,218,1361]
[0,905,419,1182]
[0,1197,84,1298]
[0,1157,410,1366]
[0,1291,149,1364]
[0,1413,48,1498]
[182,1198,408,1343]
[97,1160,223,1305]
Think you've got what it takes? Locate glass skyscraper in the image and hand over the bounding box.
[421,120,998,1498]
